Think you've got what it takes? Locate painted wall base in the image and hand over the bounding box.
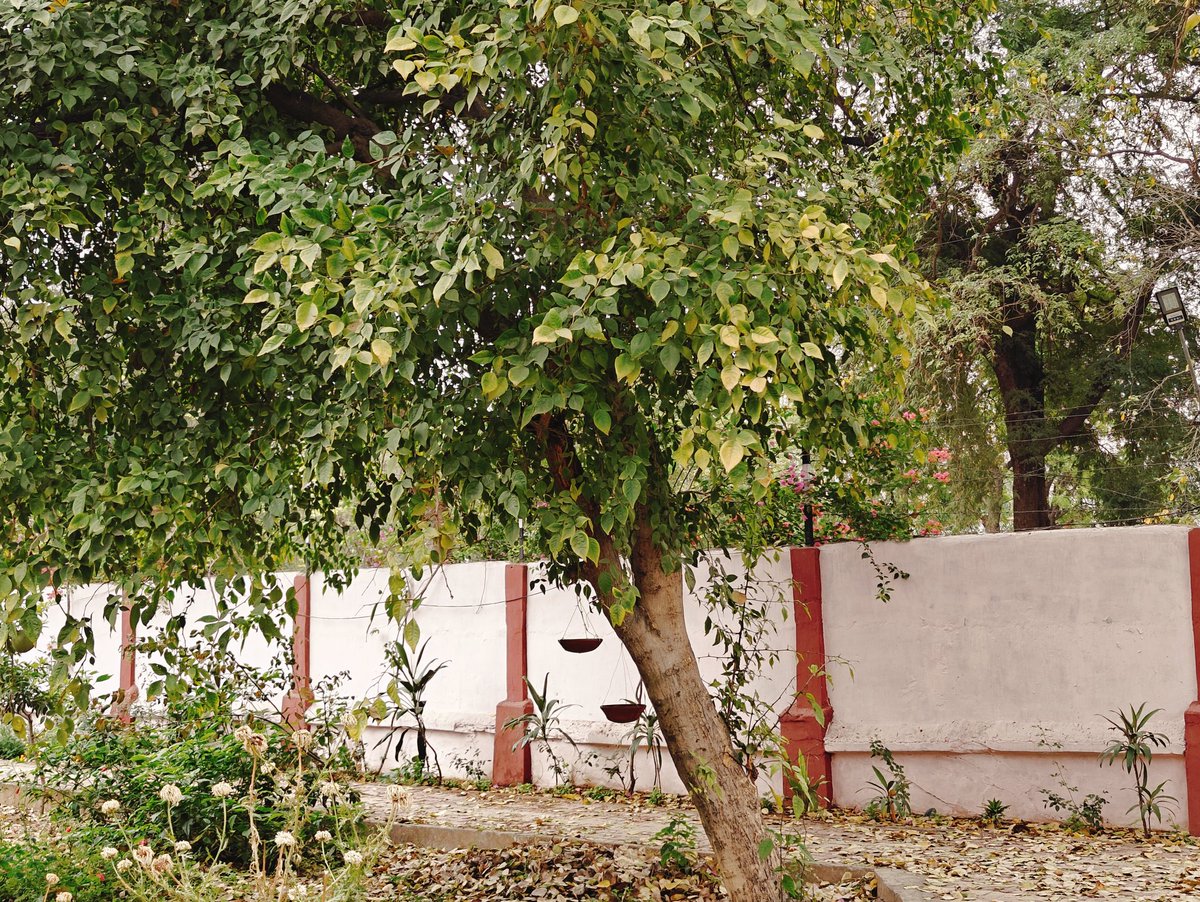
[493,699,533,786]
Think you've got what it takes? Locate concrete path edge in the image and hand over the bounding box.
[381,818,926,901]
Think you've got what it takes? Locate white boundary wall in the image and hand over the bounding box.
[821,525,1194,828]
[31,525,1199,829]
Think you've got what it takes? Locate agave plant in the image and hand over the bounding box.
[373,638,448,781]
[504,674,578,786]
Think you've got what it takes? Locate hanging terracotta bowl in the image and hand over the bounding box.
[601,703,645,723]
[558,637,603,653]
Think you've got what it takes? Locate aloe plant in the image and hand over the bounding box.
[504,675,577,786]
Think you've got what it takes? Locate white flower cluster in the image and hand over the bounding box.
[100,799,120,816]
[318,780,341,799]
[158,783,183,805]
[234,724,268,757]
[212,780,236,798]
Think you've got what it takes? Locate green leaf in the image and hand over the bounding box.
[614,353,640,383]
[296,302,319,331]
[570,531,590,558]
[593,408,612,434]
[553,5,579,26]
[114,252,133,278]
[659,343,680,373]
[68,391,90,413]
[433,271,456,302]
[403,619,420,650]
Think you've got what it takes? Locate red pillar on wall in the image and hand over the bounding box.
[115,595,137,724]
[493,563,533,786]
[780,546,833,806]
[282,573,313,729]
[1184,530,1200,835]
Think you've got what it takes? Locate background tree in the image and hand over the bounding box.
[914,0,1200,531]
[0,0,992,895]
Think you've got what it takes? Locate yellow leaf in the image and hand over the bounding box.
[481,242,504,271]
[371,338,393,368]
[553,4,579,25]
[721,365,740,391]
[718,440,744,472]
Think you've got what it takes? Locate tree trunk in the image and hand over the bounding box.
[993,304,1053,531]
[1011,451,1051,531]
[601,534,780,902]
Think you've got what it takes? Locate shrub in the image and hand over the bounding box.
[0,841,113,902]
[0,722,24,759]
[36,718,362,867]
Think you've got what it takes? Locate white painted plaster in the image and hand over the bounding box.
[29,525,1199,828]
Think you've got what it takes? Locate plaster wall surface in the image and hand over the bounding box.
[820,525,1195,827]
[28,525,1199,828]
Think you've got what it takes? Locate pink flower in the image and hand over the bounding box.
[933,471,950,483]
[903,468,919,481]
[871,419,881,426]
[902,411,917,422]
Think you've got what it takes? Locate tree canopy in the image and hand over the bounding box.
[1,0,994,896]
[913,0,1200,530]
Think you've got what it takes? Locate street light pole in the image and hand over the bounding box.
[1154,286,1200,409]
[1178,329,1200,408]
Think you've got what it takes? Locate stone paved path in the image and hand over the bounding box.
[358,783,1200,900]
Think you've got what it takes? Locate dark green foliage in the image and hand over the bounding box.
[0,722,23,759]
[0,842,114,902]
[981,798,1008,823]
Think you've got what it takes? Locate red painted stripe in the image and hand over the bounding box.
[493,563,532,785]
[1185,530,1200,834]
[283,573,313,729]
[116,598,136,724]
[781,546,833,806]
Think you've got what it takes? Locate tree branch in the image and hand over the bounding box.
[1054,280,1155,442]
[263,84,382,164]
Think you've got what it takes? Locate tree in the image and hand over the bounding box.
[0,1,991,895]
[914,0,1200,530]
